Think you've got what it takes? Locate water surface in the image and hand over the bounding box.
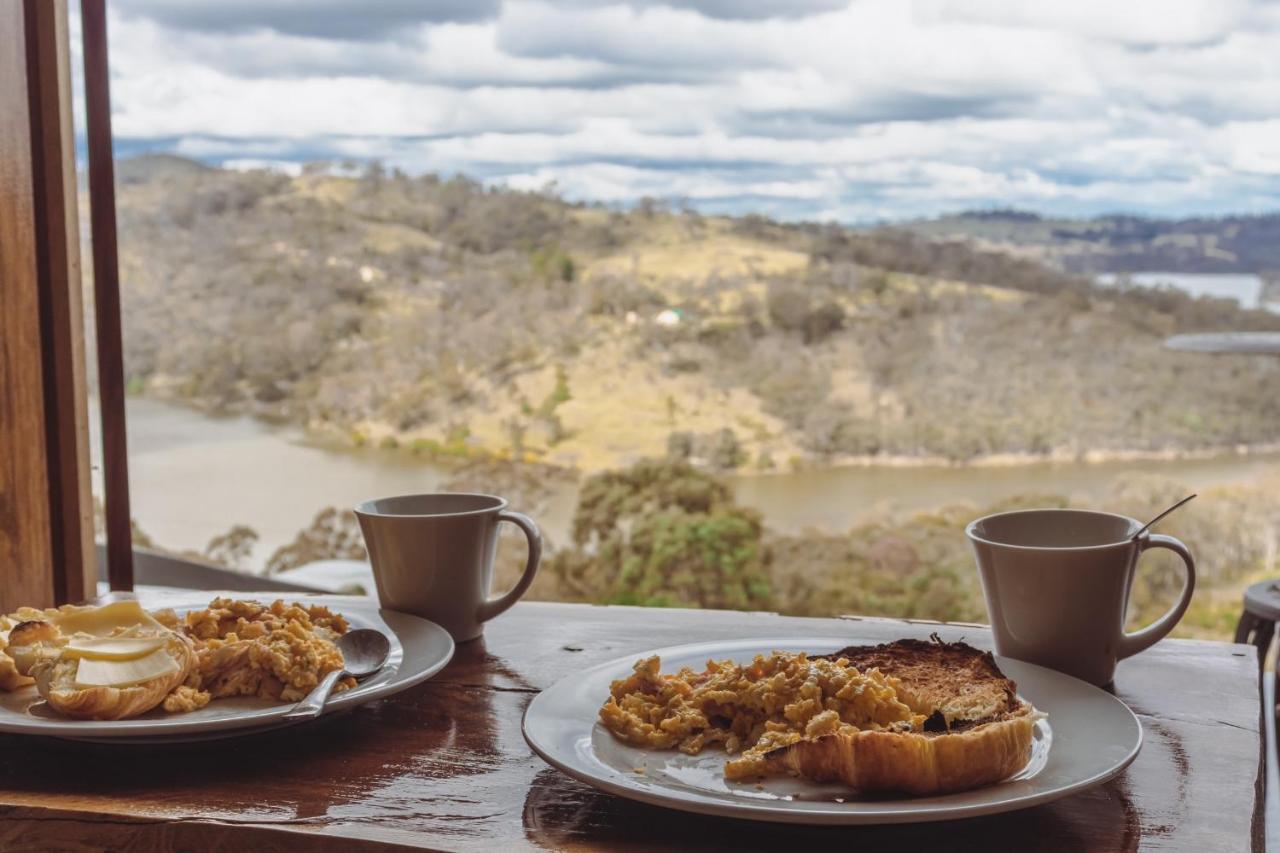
[1095,272,1270,311]
[93,398,1279,570]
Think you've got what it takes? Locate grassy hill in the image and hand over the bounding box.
[896,209,1280,275]
[112,157,1280,472]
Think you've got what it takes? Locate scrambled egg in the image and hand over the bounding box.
[599,652,924,778]
[163,598,356,709]
[1,598,359,716]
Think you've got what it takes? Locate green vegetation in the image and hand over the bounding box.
[550,460,770,609]
[128,456,1276,641]
[544,460,1275,639]
[530,244,576,283]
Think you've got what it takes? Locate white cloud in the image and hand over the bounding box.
[112,0,498,40]
[85,0,1280,220]
[922,0,1250,46]
[1212,120,1280,175]
[221,158,303,175]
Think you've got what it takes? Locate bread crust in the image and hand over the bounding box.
[751,703,1037,795]
[36,634,196,721]
[763,637,1040,794]
[820,636,1019,724]
[0,608,56,691]
[7,619,196,721]
[0,635,33,691]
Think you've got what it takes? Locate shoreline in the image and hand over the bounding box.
[129,392,1280,476]
[770,441,1280,475]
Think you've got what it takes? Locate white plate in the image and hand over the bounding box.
[523,637,1142,825]
[0,593,454,741]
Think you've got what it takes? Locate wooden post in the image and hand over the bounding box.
[81,0,133,591]
[26,0,95,603]
[0,0,95,611]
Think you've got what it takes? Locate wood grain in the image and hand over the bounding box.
[23,0,95,605]
[80,0,133,591]
[0,600,1262,851]
[0,1,55,613]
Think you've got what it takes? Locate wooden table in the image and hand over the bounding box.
[0,600,1263,852]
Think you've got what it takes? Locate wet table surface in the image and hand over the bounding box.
[0,598,1263,852]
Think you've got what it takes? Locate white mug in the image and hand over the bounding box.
[967,508,1195,686]
[355,493,541,642]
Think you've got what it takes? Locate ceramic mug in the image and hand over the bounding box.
[967,508,1195,686]
[355,493,541,642]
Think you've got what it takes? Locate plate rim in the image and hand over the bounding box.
[522,635,1143,825]
[0,593,455,738]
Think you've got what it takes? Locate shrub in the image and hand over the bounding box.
[613,509,771,609]
[265,507,366,575]
[531,245,576,282]
[203,525,259,570]
[552,460,770,611]
[767,286,810,332]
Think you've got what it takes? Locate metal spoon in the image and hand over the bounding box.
[1132,494,1197,540]
[282,628,391,721]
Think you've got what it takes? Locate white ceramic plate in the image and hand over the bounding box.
[0,593,454,742]
[523,637,1142,825]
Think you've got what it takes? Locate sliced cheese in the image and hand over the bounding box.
[64,636,166,661]
[53,601,165,637]
[73,648,179,688]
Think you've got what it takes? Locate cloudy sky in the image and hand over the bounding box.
[73,0,1280,222]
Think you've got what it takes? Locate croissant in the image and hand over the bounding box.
[744,705,1038,795]
[6,618,195,721]
[0,607,62,691]
[740,639,1042,795]
[0,630,33,691]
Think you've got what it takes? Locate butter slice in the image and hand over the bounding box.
[74,648,179,688]
[54,601,165,637]
[64,636,166,661]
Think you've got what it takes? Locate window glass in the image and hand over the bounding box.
[76,1,1280,635]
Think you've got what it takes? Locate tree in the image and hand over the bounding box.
[706,428,745,470]
[802,301,844,344]
[204,525,260,570]
[570,459,731,546]
[615,510,770,609]
[551,460,772,610]
[767,285,810,332]
[266,507,367,574]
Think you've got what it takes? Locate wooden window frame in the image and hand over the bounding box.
[0,0,131,611]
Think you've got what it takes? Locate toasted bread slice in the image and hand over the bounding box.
[819,637,1019,729]
[751,637,1038,795]
[4,605,195,721]
[746,705,1036,795]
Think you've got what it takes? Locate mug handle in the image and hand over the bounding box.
[476,511,542,624]
[1117,533,1196,660]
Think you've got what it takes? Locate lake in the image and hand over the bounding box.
[1095,272,1271,311]
[93,398,1280,571]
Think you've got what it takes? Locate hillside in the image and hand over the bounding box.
[112,157,1280,472]
[897,209,1280,275]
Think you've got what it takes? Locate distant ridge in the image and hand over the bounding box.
[116,153,212,185]
[896,209,1280,274]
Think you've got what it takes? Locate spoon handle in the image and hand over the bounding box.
[282,669,345,721]
[1132,493,1197,540]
